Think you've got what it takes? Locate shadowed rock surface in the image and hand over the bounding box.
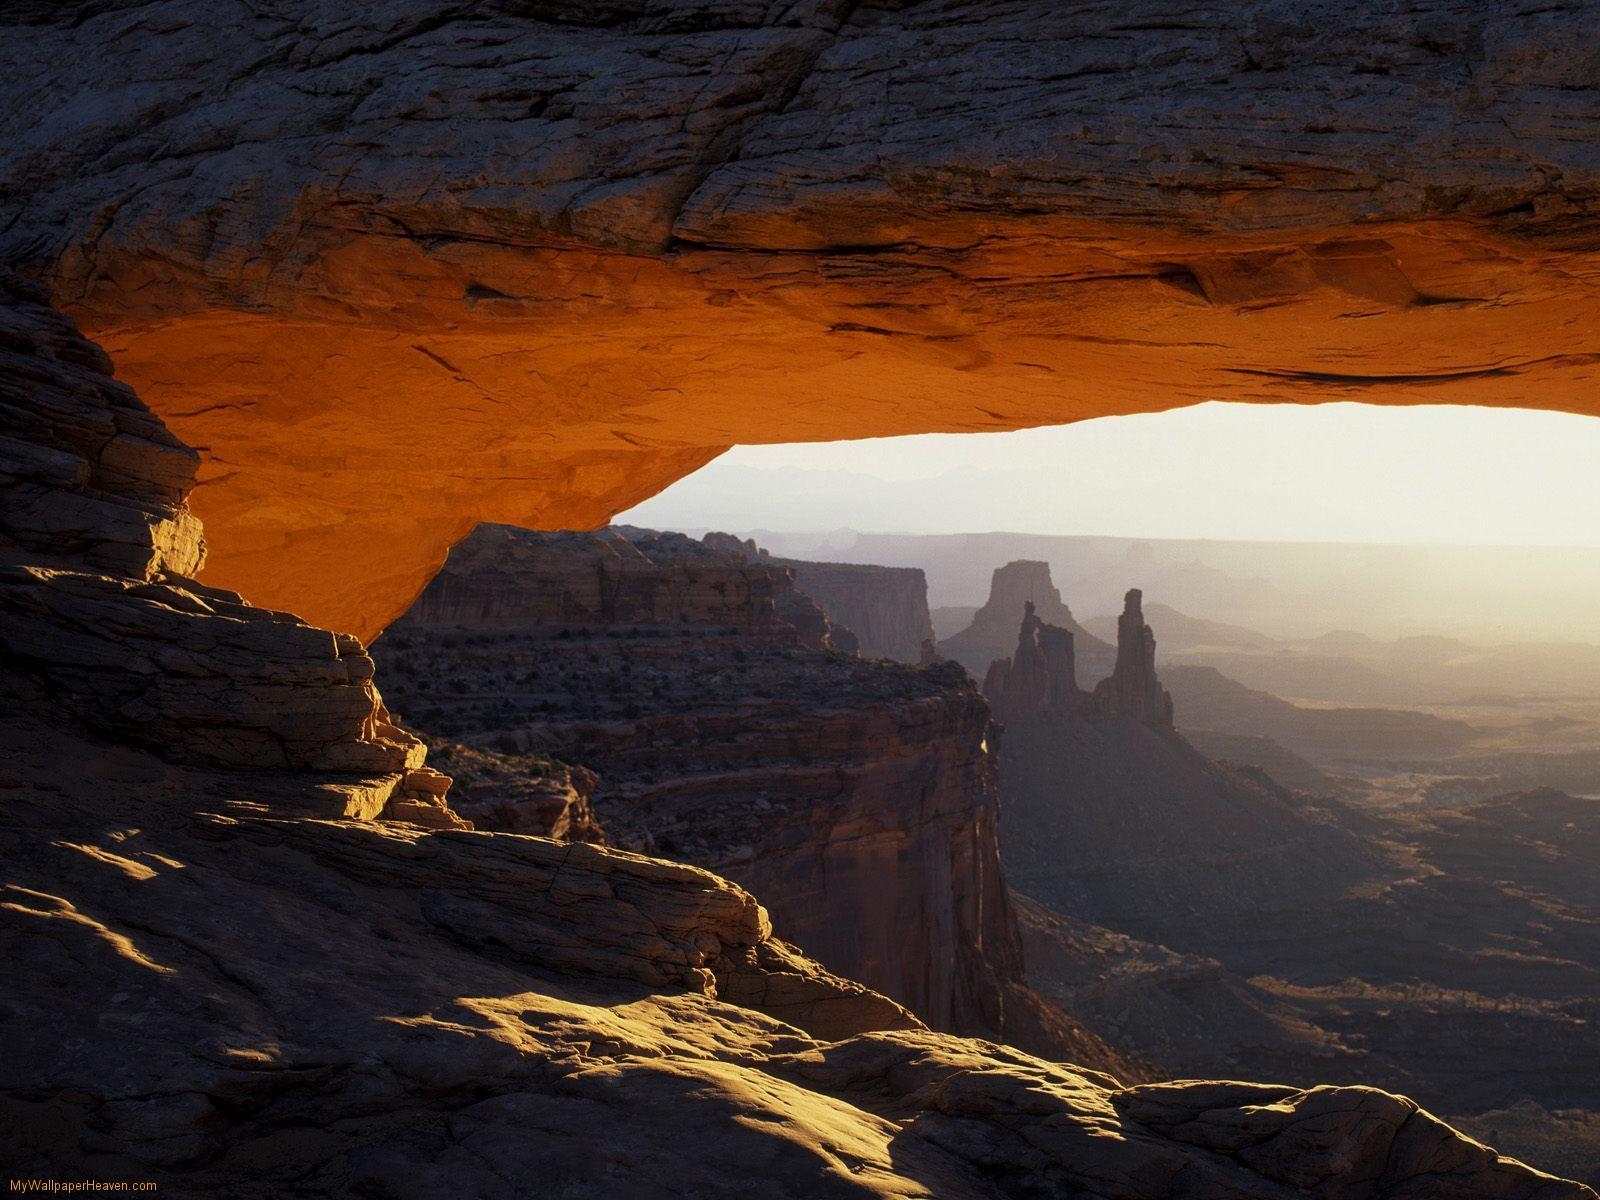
[376,523,1124,1066]
[5,8,1599,1191]
[0,270,430,809]
[779,558,936,664]
[983,595,1600,1185]
[702,530,936,661]
[8,721,1584,1198]
[1087,589,1175,727]
[1014,784,1600,1187]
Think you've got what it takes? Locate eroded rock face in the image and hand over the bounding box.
[778,559,936,663]
[7,3,1600,635]
[422,738,608,843]
[0,271,424,811]
[1088,588,1175,728]
[6,716,1584,1197]
[376,523,1032,1041]
[945,560,1115,683]
[0,272,201,579]
[984,600,1081,725]
[397,523,811,640]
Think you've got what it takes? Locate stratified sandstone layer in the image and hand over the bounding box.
[778,558,936,663]
[398,523,826,643]
[379,524,1035,1042]
[0,270,426,809]
[702,531,936,661]
[9,717,1585,1199]
[7,3,1600,635]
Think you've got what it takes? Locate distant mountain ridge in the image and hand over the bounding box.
[745,528,1600,645]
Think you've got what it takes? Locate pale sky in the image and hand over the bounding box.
[619,402,1600,546]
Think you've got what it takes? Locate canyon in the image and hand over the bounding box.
[7,2,1600,1194]
[5,285,1586,1186]
[986,586,1373,952]
[20,268,1564,1198]
[974,580,1600,1184]
[376,523,1118,1067]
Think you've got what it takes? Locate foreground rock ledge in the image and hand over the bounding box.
[6,2,1600,635]
[2,715,1591,1198]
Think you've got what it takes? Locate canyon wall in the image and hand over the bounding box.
[701,531,935,662]
[776,559,936,663]
[379,525,1042,1043]
[396,523,815,641]
[8,3,1600,635]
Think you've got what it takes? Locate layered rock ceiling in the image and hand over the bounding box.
[6,1,1600,637]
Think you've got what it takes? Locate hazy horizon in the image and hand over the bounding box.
[618,402,1600,549]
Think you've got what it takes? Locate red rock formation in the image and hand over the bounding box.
[399,523,860,653]
[422,739,607,844]
[400,524,775,634]
[945,561,1115,683]
[700,531,876,652]
[1,271,925,1050]
[0,270,430,813]
[1088,588,1176,728]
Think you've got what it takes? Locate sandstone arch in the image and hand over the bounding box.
[6,1,1600,637]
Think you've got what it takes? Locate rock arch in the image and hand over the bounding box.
[7,1,1600,639]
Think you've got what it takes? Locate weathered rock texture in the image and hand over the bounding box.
[7,717,1584,1198]
[8,2,1600,636]
[397,523,837,645]
[378,524,1044,1044]
[945,560,1115,683]
[778,558,936,663]
[421,737,608,844]
[0,270,427,813]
